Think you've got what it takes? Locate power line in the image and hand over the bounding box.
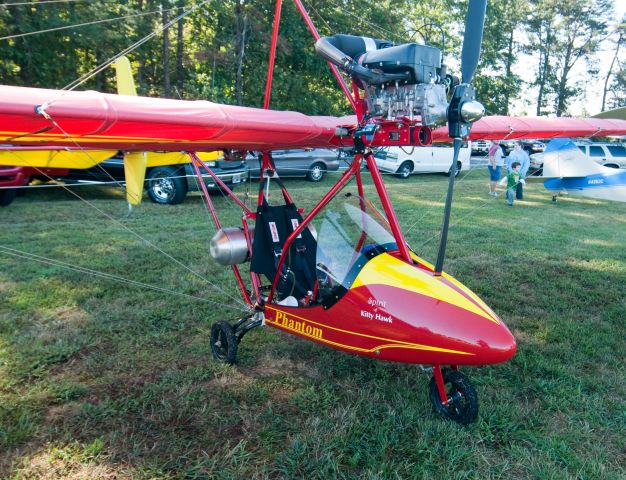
[0,6,182,42]
[1,0,85,6]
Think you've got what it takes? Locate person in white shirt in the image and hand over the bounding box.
[488,140,504,196]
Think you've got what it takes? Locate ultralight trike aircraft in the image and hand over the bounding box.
[1,0,626,424]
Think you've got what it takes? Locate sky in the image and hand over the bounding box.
[510,1,625,117]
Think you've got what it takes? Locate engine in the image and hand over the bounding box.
[364,82,448,125]
[315,35,452,127]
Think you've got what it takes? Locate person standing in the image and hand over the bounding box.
[506,142,530,199]
[499,161,525,206]
[487,140,504,196]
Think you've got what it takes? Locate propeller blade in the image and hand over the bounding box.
[461,0,487,84]
[434,137,462,275]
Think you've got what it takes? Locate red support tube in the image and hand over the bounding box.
[291,0,358,114]
[364,152,412,263]
[189,153,252,306]
[268,156,362,302]
[241,215,262,301]
[433,365,449,406]
[189,152,252,216]
[264,0,283,109]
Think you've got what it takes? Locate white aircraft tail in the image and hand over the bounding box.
[542,138,615,178]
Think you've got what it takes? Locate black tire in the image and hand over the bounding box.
[210,321,238,364]
[146,166,187,205]
[0,188,17,207]
[428,369,478,425]
[306,162,326,182]
[445,161,462,177]
[396,161,413,179]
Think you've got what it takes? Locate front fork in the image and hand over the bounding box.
[432,364,458,406]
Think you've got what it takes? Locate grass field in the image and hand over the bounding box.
[1,169,625,479]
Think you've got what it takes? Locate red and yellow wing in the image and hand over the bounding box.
[1,84,626,153]
[433,115,626,141]
[0,85,348,152]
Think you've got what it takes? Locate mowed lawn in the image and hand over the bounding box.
[1,168,625,479]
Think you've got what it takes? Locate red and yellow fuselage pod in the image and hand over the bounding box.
[265,252,516,366]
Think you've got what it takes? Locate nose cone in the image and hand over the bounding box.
[350,253,517,365]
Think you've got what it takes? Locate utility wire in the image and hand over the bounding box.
[0,6,183,41]
[1,0,85,6]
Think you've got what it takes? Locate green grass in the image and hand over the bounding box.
[1,170,625,479]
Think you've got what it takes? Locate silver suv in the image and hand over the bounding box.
[529,142,626,174]
[575,142,626,168]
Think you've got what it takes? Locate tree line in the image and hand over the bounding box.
[0,0,624,117]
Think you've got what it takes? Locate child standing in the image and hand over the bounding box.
[499,161,526,206]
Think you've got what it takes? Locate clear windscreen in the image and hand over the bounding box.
[315,192,397,306]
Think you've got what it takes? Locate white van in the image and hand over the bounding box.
[374,142,472,178]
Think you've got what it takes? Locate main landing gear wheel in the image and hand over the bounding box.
[210,321,238,364]
[429,368,478,425]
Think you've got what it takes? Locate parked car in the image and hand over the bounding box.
[246,148,340,181]
[501,139,546,155]
[471,140,492,156]
[54,153,248,205]
[576,142,626,169]
[373,142,471,178]
[529,142,626,174]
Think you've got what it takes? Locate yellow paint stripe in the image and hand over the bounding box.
[265,306,473,356]
[0,131,269,146]
[352,254,499,324]
[409,251,499,320]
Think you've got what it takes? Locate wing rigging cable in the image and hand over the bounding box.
[4,149,250,311]
[0,246,249,312]
[1,0,251,309]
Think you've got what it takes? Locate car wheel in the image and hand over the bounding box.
[396,161,413,179]
[0,188,17,207]
[306,162,326,182]
[446,161,462,177]
[146,166,187,205]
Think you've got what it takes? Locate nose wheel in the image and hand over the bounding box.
[210,314,264,365]
[429,366,478,425]
[210,321,238,364]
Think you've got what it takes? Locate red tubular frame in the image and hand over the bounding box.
[267,155,362,302]
[263,0,283,109]
[189,152,252,216]
[291,0,359,115]
[188,153,252,306]
[364,152,412,263]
